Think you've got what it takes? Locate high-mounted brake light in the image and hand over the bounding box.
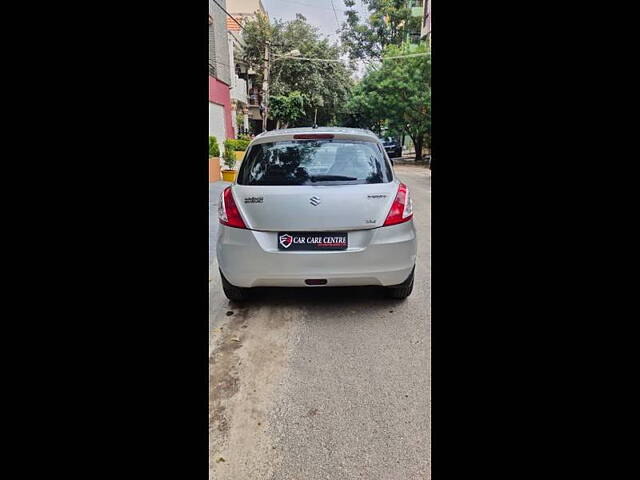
[293,134,335,139]
[383,183,413,226]
[218,187,247,229]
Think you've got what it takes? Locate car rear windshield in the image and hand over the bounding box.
[237,139,393,186]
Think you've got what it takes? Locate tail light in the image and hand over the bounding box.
[383,183,413,226]
[218,187,247,229]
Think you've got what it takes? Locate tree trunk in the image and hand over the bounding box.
[407,132,422,162]
[276,119,281,130]
[414,135,423,162]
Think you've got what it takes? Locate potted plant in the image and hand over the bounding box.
[221,140,237,182]
[231,138,250,163]
[209,136,222,182]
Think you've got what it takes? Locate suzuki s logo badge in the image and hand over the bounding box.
[310,196,320,206]
[279,234,293,249]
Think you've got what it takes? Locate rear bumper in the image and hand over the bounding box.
[217,221,417,288]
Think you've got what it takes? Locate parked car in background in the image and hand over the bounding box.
[217,127,417,301]
[381,137,403,158]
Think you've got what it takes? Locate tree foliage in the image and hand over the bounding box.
[223,139,237,170]
[345,43,430,160]
[226,138,250,151]
[340,0,422,61]
[209,136,220,158]
[240,13,272,77]
[242,14,354,127]
[268,91,306,129]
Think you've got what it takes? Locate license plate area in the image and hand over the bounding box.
[278,232,348,251]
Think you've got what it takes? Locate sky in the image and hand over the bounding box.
[262,0,368,41]
[262,0,370,78]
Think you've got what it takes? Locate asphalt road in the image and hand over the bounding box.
[209,165,431,479]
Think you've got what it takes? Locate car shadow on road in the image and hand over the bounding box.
[228,286,407,310]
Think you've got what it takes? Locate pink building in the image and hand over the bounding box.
[209,2,234,141]
[209,76,234,140]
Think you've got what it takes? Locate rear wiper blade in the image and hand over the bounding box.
[309,175,357,182]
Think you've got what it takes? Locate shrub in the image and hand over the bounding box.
[226,138,250,152]
[209,136,220,158]
[223,140,237,170]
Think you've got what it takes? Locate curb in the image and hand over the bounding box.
[394,160,431,166]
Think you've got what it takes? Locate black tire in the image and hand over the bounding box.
[220,269,250,301]
[386,267,415,299]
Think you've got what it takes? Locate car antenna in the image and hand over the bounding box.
[312,108,318,129]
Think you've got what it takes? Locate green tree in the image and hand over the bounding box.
[343,68,387,134]
[345,43,430,161]
[340,0,422,61]
[240,12,273,80]
[242,14,354,128]
[269,91,306,129]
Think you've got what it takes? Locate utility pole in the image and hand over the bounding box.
[261,42,270,132]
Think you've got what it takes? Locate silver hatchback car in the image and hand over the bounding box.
[217,127,417,300]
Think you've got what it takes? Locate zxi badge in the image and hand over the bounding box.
[279,234,293,249]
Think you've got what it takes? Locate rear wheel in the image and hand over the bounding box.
[386,267,415,299]
[220,269,250,301]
